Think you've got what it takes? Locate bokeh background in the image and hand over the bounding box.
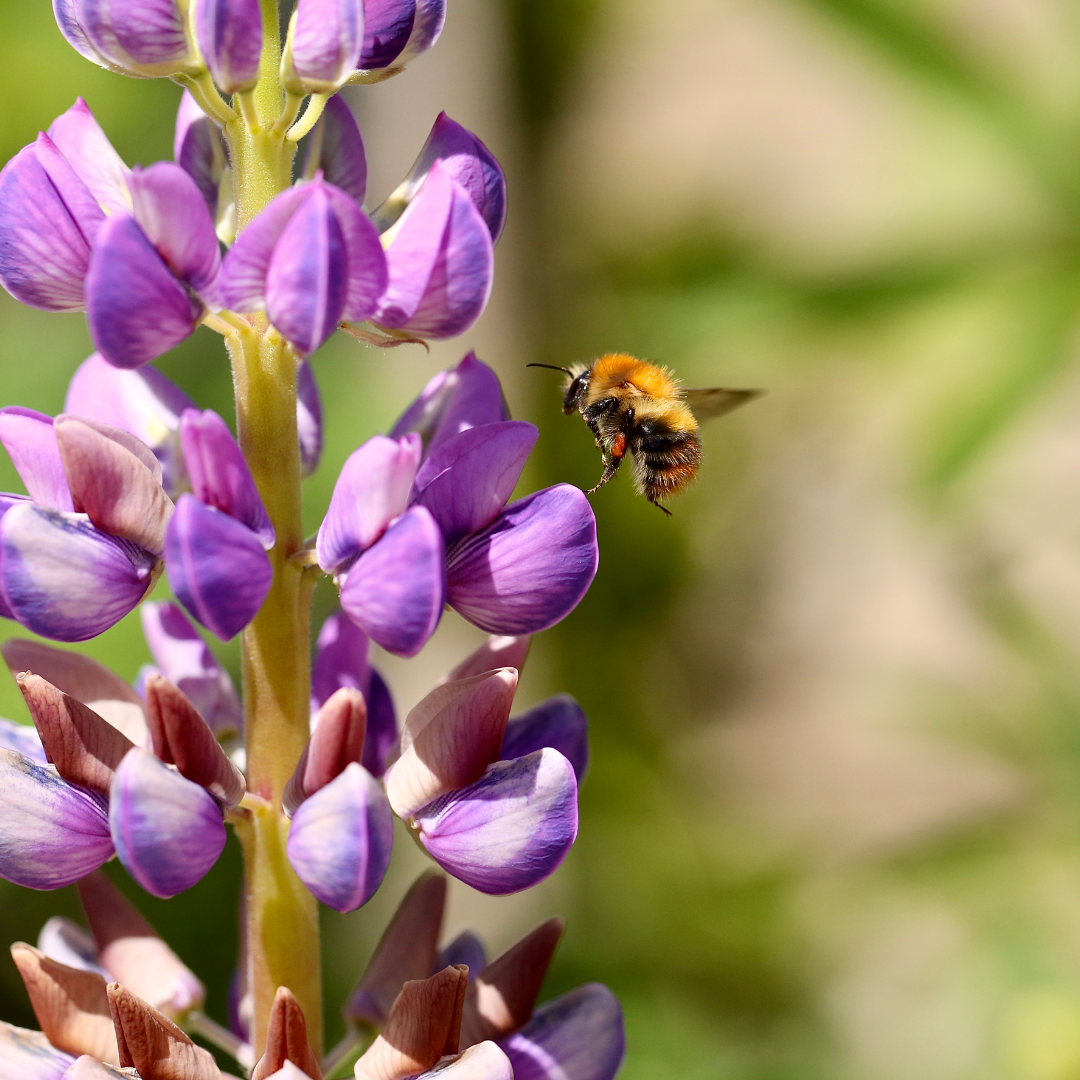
[8,0,1080,1077]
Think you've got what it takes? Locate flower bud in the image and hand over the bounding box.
[282,0,364,94]
[195,0,263,93]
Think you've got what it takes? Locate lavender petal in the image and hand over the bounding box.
[0,717,48,765]
[447,485,598,634]
[164,495,273,641]
[195,0,263,93]
[47,98,131,216]
[289,0,365,93]
[297,360,323,477]
[303,94,367,205]
[286,762,394,912]
[500,696,588,782]
[339,505,445,657]
[174,91,227,215]
[393,0,445,70]
[109,746,226,898]
[0,407,74,511]
[358,0,414,70]
[414,748,578,895]
[0,1019,76,1080]
[0,748,113,889]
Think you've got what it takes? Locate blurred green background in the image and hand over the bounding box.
[9,1,1080,1078]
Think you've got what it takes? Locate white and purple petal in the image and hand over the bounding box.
[390,352,509,457]
[0,407,74,511]
[317,434,421,571]
[286,762,393,912]
[413,748,578,895]
[0,503,157,642]
[0,748,113,889]
[411,421,537,544]
[76,0,193,75]
[0,717,47,765]
[0,1020,76,1080]
[501,695,589,781]
[46,98,131,215]
[446,485,597,635]
[417,1043,513,1080]
[179,409,274,546]
[86,214,204,370]
[109,746,226,898]
[164,495,273,641]
[392,0,445,70]
[339,505,445,657]
[498,985,625,1080]
[140,601,242,737]
[288,0,365,93]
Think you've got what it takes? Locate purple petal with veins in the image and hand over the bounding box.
[195,0,263,93]
[498,985,625,1080]
[411,421,537,544]
[326,183,388,323]
[0,407,73,511]
[128,162,222,306]
[86,214,204,370]
[165,495,273,641]
[414,748,578,895]
[0,718,47,765]
[317,434,421,571]
[393,0,445,69]
[447,485,598,635]
[47,98,131,215]
[303,94,367,204]
[109,747,226,898]
[0,503,156,642]
[390,352,509,457]
[179,409,274,547]
[290,0,365,92]
[141,601,242,737]
[0,140,100,313]
[78,0,191,72]
[287,762,394,912]
[339,505,445,657]
[0,748,113,889]
[501,695,589,782]
[174,91,226,215]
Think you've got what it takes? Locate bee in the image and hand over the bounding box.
[529,353,761,515]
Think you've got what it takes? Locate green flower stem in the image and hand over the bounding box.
[221,0,323,1056]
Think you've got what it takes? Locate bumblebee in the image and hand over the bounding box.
[530,353,760,514]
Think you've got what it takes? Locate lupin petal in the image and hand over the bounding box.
[303,95,367,205]
[86,214,204,370]
[284,687,366,816]
[0,1019,75,1080]
[338,506,445,657]
[413,749,578,895]
[371,113,505,242]
[164,495,273,641]
[372,164,494,340]
[143,674,246,807]
[37,918,108,977]
[317,434,421,571]
[501,696,589,781]
[54,415,173,556]
[386,669,517,818]
[250,987,321,1080]
[286,762,394,912]
[179,409,274,547]
[2,638,150,749]
[497,985,625,1080]
[391,0,446,72]
[411,422,538,545]
[195,0,263,93]
[63,1057,130,1079]
[390,352,509,457]
[297,361,324,477]
[9,943,118,1064]
[354,966,468,1080]
[286,0,365,94]
[0,748,113,889]
[345,871,446,1028]
[459,919,563,1046]
[438,932,486,979]
[0,503,158,642]
[64,353,195,498]
[446,485,598,635]
[140,602,242,737]
[417,1042,513,1080]
[0,407,74,511]
[0,716,48,765]
[109,747,226,898]
[444,635,531,683]
[46,100,131,216]
[174,91,227,215]
[78,871,205,1017]
[357,0,414,70]
[107,984,219,1078]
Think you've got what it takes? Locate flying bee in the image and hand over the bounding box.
[529,353,761,515]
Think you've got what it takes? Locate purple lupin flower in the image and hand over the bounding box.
[53,0,199,78]
[301,94,367,204]
[0,408,170,641]
[222,176,388,356]
[283,0,365,94]
[351,0,446,81]
[195,0,263,94]
[165,409,274,640]
[173,90,230,223]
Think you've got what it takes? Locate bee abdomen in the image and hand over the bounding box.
[632,427,701,502]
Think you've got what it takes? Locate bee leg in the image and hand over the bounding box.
[585,455,623,495]
[648,498,673,517]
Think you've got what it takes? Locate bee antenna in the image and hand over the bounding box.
[526,363,573,375]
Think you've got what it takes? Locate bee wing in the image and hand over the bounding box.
[683,387,763,421]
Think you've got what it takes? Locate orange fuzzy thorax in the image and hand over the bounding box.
[586,354,679,401]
